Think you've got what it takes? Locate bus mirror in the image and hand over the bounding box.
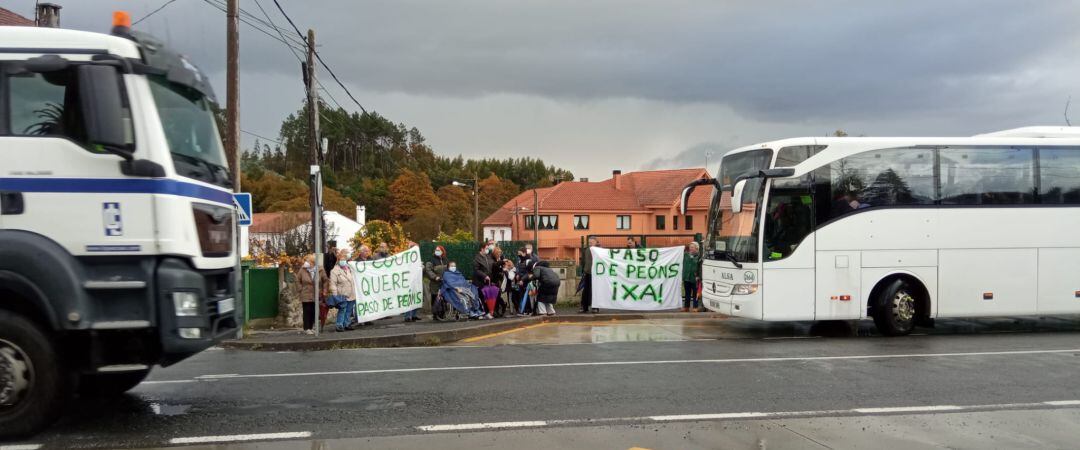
[731,179,747,214]
[77,65,132,160]
[679,178,721,215]
[760,168,795,178]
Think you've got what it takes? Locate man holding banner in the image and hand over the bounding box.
[590,245,684,311]
[348,246,426,323]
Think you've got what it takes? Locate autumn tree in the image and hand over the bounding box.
[436,185,473,235]
[350,220,410,254]
[477,175,520,225]
[388,169,439,223]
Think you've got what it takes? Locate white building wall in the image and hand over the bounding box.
[483,226,512,242]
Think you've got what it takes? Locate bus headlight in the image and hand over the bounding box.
[732,284,758,295]
[172,292,201,316]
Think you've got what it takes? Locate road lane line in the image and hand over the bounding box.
[852,405,963,413]
[415,400,1080,432]
[417,421,548,431]
[168,431,312,444]
[171,347,1080,381]
[651,412,769,421]
[1044,400,1080,406]
[0,444,43,450]
[460,323,552,343]
[141,379,198,385]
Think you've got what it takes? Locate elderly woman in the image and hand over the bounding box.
[682,242,702,312]
[297,254,328,334]
[329,249,357,332]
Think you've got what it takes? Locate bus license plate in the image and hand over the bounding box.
[217,298,235,314]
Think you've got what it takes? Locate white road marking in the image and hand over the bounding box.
[651,412,769,421]
[168,431,312,444]
[1,445,43,450]
[165,347,1080,382]
[416,421,548,431]
[415,400,1080,432]
[141,379,198,385]
[852,405,963,413]
[1044,400,1080,406]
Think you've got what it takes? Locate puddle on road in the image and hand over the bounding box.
[149,402,191,416]
[453,316,1080,346]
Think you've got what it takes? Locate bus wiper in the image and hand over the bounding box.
[717,250,743,269]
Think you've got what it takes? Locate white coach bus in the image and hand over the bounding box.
[680,127,1080,336]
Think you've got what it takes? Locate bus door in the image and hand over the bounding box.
[761,176,816,320]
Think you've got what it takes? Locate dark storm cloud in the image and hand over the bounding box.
[35,0,1080,124]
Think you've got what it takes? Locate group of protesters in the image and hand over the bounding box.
[424,241,563,321]
[296,237,706,334]
[295,240,410,334]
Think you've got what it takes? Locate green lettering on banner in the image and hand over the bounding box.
[397,294,411,308]
[382,298,394,311]
[641,283,660,303]
[607,262,619,276]
[620,283,640,301]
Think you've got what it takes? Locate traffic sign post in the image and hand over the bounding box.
[233,193,252,226]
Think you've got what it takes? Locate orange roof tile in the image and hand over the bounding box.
[482,168,713,224]
[250,212,310,234]
[0,7,33,26]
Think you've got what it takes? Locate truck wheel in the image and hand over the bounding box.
[872,279,918,336]
[0,309,69,438]
[79,369,150,397]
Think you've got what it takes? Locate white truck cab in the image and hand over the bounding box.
[0,16,238,437]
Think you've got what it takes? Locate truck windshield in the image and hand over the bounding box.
[149,76,229,186]
[706,149,772,263]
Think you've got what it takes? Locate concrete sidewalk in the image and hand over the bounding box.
[222,307,724,351]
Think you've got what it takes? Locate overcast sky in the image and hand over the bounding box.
[13,0,1080,180]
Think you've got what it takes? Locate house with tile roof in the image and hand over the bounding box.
[0,6,35,26]
[482,168,713,259]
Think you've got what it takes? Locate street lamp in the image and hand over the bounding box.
[452,178,479,240]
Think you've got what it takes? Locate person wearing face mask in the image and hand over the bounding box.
[424,246,449,320]
[329,249,357,332]
[354,244,372,262]
[297,254,328,335]
[472,240,495,290]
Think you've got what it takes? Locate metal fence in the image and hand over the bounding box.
[417,240,531,279]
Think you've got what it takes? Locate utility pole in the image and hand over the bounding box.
[225,0,241,337]
[305,29,324,336]
[225,0,240,190]
[473,175,479,240]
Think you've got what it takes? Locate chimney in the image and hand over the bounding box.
[612,170,622,190]
[579,178,588,182]
[356,205,366,227]
[36,3,61,28]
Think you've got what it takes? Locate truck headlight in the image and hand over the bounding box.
[172,292,201,316]
[732,284,758,295]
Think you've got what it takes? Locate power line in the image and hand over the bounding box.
[249,0,345,112]
[133,0,179,26]
[241,129,283,145]
[271,0,368,114]
[200,0,304,53]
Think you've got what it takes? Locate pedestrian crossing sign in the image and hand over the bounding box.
[233,193,252,226]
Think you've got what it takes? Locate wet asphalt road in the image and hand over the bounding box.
[7,317,1080,449]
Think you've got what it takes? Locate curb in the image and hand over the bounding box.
[221,312,725,351]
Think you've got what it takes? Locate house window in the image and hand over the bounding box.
[673,215,679,230]
[525,215,558,230]
[616,215,631,230]
[684,215,693,230]
[500,229,506,240]
[573,215,590,230]
[655,215,665,230]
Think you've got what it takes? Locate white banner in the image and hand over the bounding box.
[590,246,684,310]
[350,246,424,322]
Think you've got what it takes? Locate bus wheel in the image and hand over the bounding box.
[0,310,70,438]
[873,279,917,336]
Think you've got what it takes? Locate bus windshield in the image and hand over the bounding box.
[706,149,772,263]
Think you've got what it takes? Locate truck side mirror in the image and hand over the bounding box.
[731,179,747,214]
[77,65,132,160]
